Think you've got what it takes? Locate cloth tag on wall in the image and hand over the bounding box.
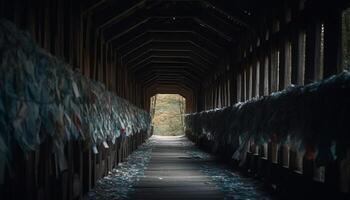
[64,113,72,127]
[103,141,109,149]
[92,144,99,154]
[72,81,80,98]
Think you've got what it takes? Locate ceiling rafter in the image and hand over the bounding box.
[124,50,214,71]
[121,42,217,66]
[108,18,231,48]
[95,0,247,35]
[137,68,202,84]
[119,40,219,64]
[133,63,205,80]
[143,76,200,90]
[146,83,194,99]
[117,30,225,52]
[118,31,224,57]
[128,56,209,75]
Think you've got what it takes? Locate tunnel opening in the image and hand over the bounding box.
[150,94,186,136]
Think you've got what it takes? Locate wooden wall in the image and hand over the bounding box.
[0,0,143,107]
[201,0,349,110]
[0,1,152,199]
[0,131,150,200]
[193,0,350,197]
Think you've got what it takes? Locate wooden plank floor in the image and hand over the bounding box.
[130,135,224,200]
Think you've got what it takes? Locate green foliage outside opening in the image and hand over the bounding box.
[150,94,186,136]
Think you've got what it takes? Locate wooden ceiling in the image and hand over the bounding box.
[83,0,259,94]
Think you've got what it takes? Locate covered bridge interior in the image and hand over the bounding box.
[1,0,350,199]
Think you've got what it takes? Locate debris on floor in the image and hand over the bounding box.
[185,141,272,200]
[88,139,154,200]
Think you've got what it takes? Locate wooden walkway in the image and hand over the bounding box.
[130,135,224,200]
